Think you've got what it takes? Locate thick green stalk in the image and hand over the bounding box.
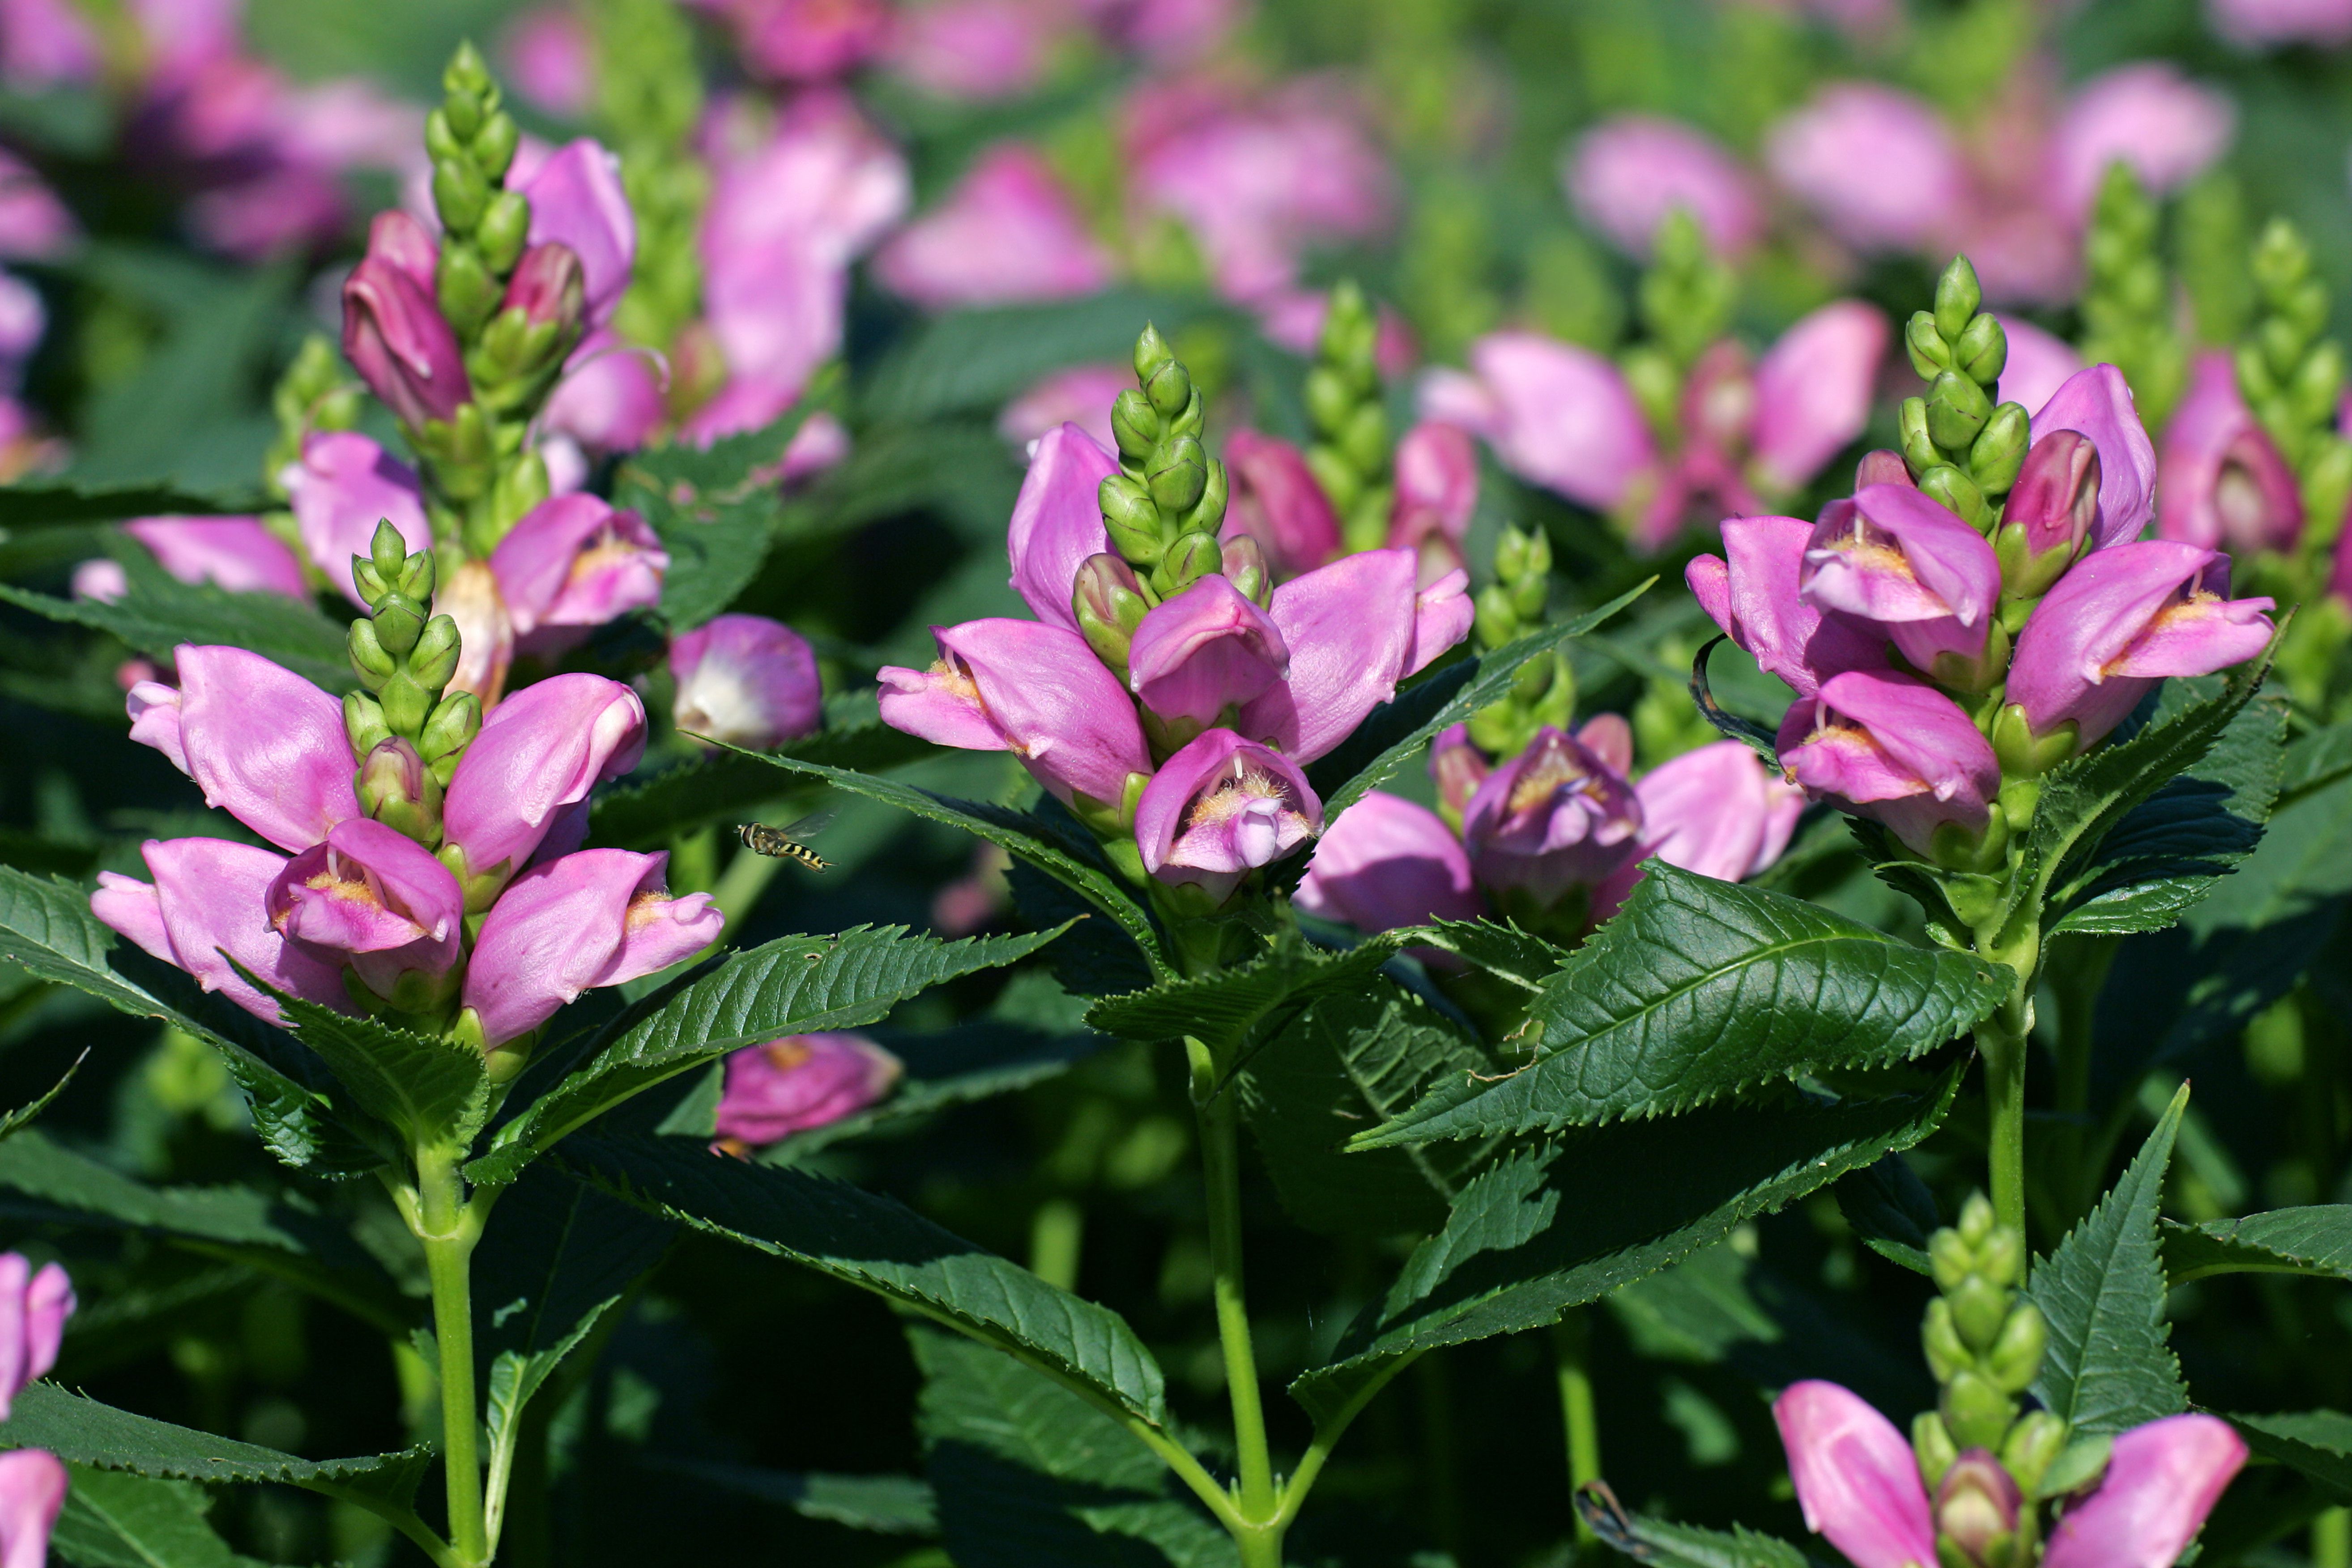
[415,1144,490,1567]
[1977,981,2032,1242]
[1555,1314,1600,1543]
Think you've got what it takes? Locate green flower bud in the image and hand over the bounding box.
[1976,1223,2023,1289]
[1953,314,2008,387]
[1304,365,1355,439]
[348,619,397,690]
[410,614,462,693]
[1914,1411,1961,1491]
[358,736,444,845]
[380,670,433,739]
[1969,404,2031,499]
[1917,464,1989,529]
[419,690,481,767]
[345,691,393,757]
[1922,1297,1971,1382]
[1144,358,1193,421]
[1158,530,1221,593]
[424,107,464,165]
[1184,456,1229,537]
[1340,402,1390,476]
[1495,524,1532,584]
[434,155,490,235]
[471,112,519,184]
[1906,311,1955,380]
[1927,371,1994,450]
[1900,397,1940,473]
[442,82,485,143]
[1991,703,2079,777]
[1928,809,2008,873]
[2001,1411,2069,1496]
[1073,553,1150,678]
[352,557,388,606]
[438,244,501,337]
[1100,475,1163,565]
[396,550,437,604]
[1149,435,1208,516]
[1948,1275,2011,1353]
[1986,1302,2047,1393]
[1305,445,1359,511]
[1934,256,1983,343]
[1133,322,1176,383]
[1940,1368,2016,1453]
[1474,583,1519,649]
[1931,1223,1975,1290]
[1111,389,1159,461]
[476,190,529,276]
[374,597,426,660]
[1958,1194,1997,1244]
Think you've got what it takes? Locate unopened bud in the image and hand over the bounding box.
[2000,1412,2069,1496]
[1986,1302,2047,1392]
[1144,358,1192,421]
[410,614,462,692]
[1934,256,1983,343]
[1475,583,1519,649]
[1934,1451,2022,1568]
[1111,389,1159,461]
[1976,1224,2023,1289]
[1149,435,1208,516]
[1923,1298,1971,1382]
[1991,703,2079,777]
[1930,1226,1973,1292]
[370,519,409,582]
[1941,1369,2016,1453]
[434,155,490,235]
[397,550,437,603]
[1158,530,1221,593]
[1958,1193,1996,1244]
[1340,403,1389,475]
[348,619,397,690]
[1221,534,1269,603]
[1100,475,1163,565]
[1133,322,1176,383]
[1857,449,1913,489]
[1915,1412,1960,1490]
[438,244,500,337]
[1906,312,1954,379]
[476,189,528,275]
[1304,365,1354,438]
[1184,456,1228,536]
[1917,465,1989,529]
[358,737,444,844]
[1927,371,1994,451]
[1953,314,2008,386]
[1900,397,1939,473]
[1948,1275,2011,1352]
[381,671,433,739]
[424,108,464,164]
[374,597,426,660]
[419,690,481,774]
[501,243,585,333]
[1969,404,2031,498]
[471,113,519,184]
[345,691,393,757]
[1073,554,1149,675]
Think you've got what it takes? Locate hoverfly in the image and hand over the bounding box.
[735,807,836,871]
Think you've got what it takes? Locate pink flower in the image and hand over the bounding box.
[1236,548,1468,764]
[2157,350,2302,554]
[281,430,432,604]
[0,274,43,388]
[1223,430,1343,579]
[2053,64,2235,222]
[0,148,77,260]
[1594,740,1806,918]
[1689,514,1889,701]
[875,143,1114,309]
[1994,315,2083,416]
[1458,724,1644,908]
[443,672,649,881]
[517,140,636,331]
[1804,484,2003,683]
[1295,789,1480,935]
[487,493,669,641]
[688,0,894,81]
[0,0,100,87]
[0,1449,67,1568]
[2009,540,2276,751]
[71,559,127,604]
[265,817,465,1003]
[2030,365,2159,550]
[1752,301,1890,494]
[1136,727,1322,903]
[1565,115,1763,260]
[342,214,471,429]
[715,1032,904,1146]
[2208,0,2352,45]
[2043,1415,2247,1568]
[887,0,1065,101]
[1766,84,1965,251]
[669,613,823,750]
[1386,421,1479,585]
[1782,669,2001,855]
[1255,288,1418,379]
[92,837,353,1024]
[1773,1380,1938,1568]
[1001,363,1128,452]
[1005,421,1118,630]
[123,516,309,599]
[1128,572,1291,733]
[439,558,515,708]
[461,848,722,1045]
[501,5,595,119]
[1424,332,1656,512]
[0,1253,72,1420]
[879,618,1151,812]
[542,332,668,454]
[126,644,358,852]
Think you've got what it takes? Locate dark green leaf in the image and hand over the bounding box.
[1086,933,1403,1070]
[1402,918,1568,991]
[1291,1069,1960,1425]
[785,422,1023,542]
[0,571,353,694]
[1687,637,1785,766]
[862,291,1220,423]
[255,976,490,1152]
[1834,1154,1941,1275]
[2027,1084,2189,1436]
[0,480,264,529]
[614,404,816,629]
[1241,983,1500,1236]
[49,1465,262,1568]
[2164,1208,2352,1284]
[470,921,1067,1184]
[1355,865,2006,1147]
[472,1163,675,1370]
[2229,1411,2352,1504]
[912,1328,1230,1568]
[555,1134,1168,1424]
[0,1050,81,1140]
[1604,1244,1782,1364]
[2281,720,2352,804]
[1312,580,1654,820]
[647,1457,938,1535]
[1578,1481,1811,1568]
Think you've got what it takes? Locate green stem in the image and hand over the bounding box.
[415,1144,491,1568]
[1555,1313,1600,1542]
[1977,979,2032,1242]
[1188,1035,1281,1561]
[2314,1506,2349,1568]
[1273,1351,1423,1530]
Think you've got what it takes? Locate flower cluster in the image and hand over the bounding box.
[1775,1196,2245,1568]
[91,527,720,1075]
[0,1253,71,1568]
[1689,259,2276,874]
[878,326,1472,911]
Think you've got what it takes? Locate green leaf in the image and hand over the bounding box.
[1310,581,1654,821]
[0,867,381,1175]
[589,695,937,849]
[2228,1411,2352,1504]
[1290,1069,1960,1426]
[0,480,263,529]
[0,1382,433,1508]
[1086,933,1403,1070]
[1354,865,2006,1148]
[644,1457,938,1535]
[1240,983,1500,1236]
[0,547,352,693]
[713,744,1170,980]
[786,422,1023,542]
[554,1134,1169,1425]
[0,1049,81,1140]
[2281,720,2352,804]
[469,921,1068,1185]
[862,290,1220,423]
[1577,1482,1810,1568]
[49,1465,264,1568]
[1605,1244,1782,1364]
[471,1164,675,1368]
[613,403,814,629]
[1834,1153,1942,1276]
[2164,1207,2352,1283]
[1401,918,1568,992]
[911,1328,1230,1568]
[2027,1084,2190,1436]
[484,1296,619,1550]
[252,975,490,1152]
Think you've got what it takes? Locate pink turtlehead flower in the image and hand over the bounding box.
[1295,789,1480,935]
[462,848,722,1046]
[1223,430,1343,579]
[488,493,669,642]
[1773,1381,1938,1568]
[1594,740,1806,918]
[2054,64,2236,222]
[2009,540,2276,751]
[1804,484,2003,683]
[1753,302,1890,495]
[1995,315,2084,416]
[1781,669,2001,855]
[1004,421,1118,630]
[874,143,1114,309]
[1766,83,1965,251]
[716,1033,904,1147]
[501,6,595,119]
[439,558,515,708]
[281,430,432,604]
[0,0,99,86]
[2158,350,2303,554]
[1458,724,1644,909]
[126,644,359,852]
[686,0,893,81]
[1001,363,1128,452]
[0,1253,72,1420]
[2209,0,2352,44]
[1691,514,1891,700]
[265,817,464,1003]
[2031,365,2160,550]
[1255,288,1417,379]
[0,1448,66,1568]
[1236,547,1468,764]
[1422,332,1657,513]
[888,0,1066,100]
[1565,115,1762,260]
[444,672,649,881]
[1124,74,1391,304]
[1136,728,1322,903]
[71,559,126,604]
[1387,421,1479,585]
[543,332,668,454]
[343,214,471,429]
[124,516,309,599]
[2043,1415,2247,1568]
[518,140,635,332]
[93,837,353,1023]
[670,613,823,750]
[0,148,76,260]
[1128,572,1291,733]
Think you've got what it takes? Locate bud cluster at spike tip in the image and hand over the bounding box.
[1774,1195,2246,1568]
[877,324,1475,912]
[92,537,718,1080]
[1688,256,2276,882]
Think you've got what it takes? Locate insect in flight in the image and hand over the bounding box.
[735,807,836,871]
